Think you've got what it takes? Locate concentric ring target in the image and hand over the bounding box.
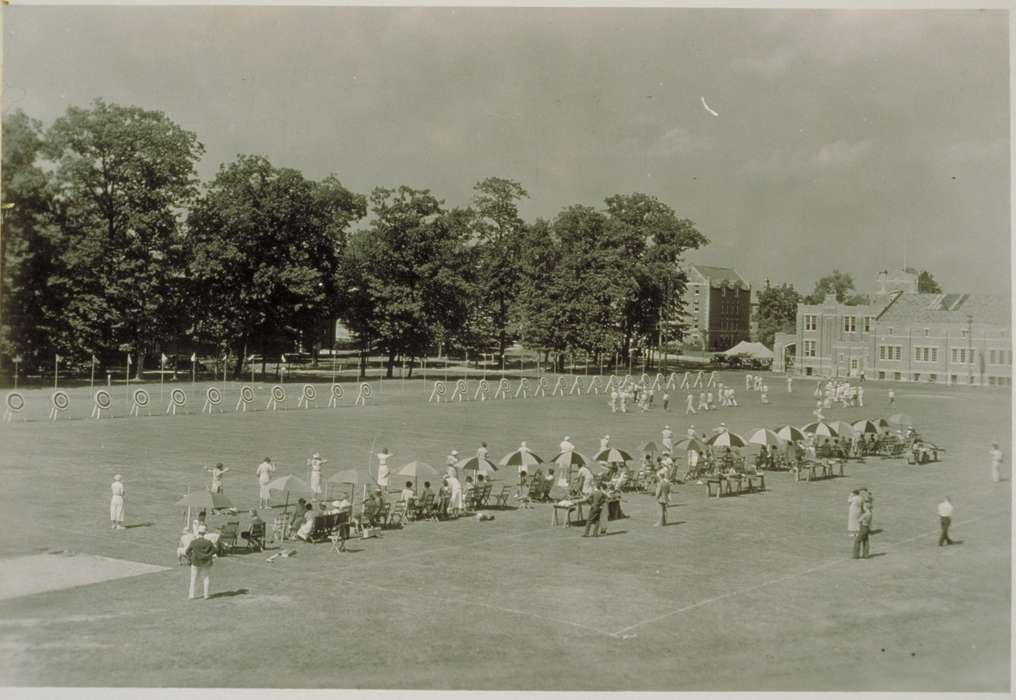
[302,384,317,400]
[330,384,344,399]
[94,390,112,410]
[52,391,70,411]
[455,379,467,392]
[240,385,255,403]
[206,386,222,405]
[6,392,25,412]
[434,381,447,395]
[171,388,187,406]
[271,385,286,402]
[133,389,150,406]
[359,383,372,398]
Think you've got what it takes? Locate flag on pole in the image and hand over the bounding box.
[280,354,287,363]
[247,354,255,361]
[127,353,132,366]
[190,353,197,363]
[91,355,98,365]
[55,354,62,363]
[161,353,168,365]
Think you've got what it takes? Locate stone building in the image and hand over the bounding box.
[682,264,752,352]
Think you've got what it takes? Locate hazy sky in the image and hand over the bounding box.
[3,6,1010,295]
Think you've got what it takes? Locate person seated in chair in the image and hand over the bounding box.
[463,475,476,505]
[360,488,383,528]
[400,481,415,506]
[289,498,308,533]
[240,509,264,547]
[294,503,316,541]
[191,510,208,536]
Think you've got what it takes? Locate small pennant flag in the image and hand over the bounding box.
[190,353,197,362]
[247,354,255,361]
[91,355,98,365]
[14,355,22,363]
[280,354,287,363]
[161,353,168,364]
[55,354,62,363]
[126,353,132,366]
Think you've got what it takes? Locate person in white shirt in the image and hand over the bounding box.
[308,453,327,500]
[937,497,956,546]
[786,375,793,393]
[600,435,610,452]
[476,442,488,461]
[559,436,575,453]
[576,464,595,497]
[446,450,459,478]
[256,458,275,508]
[400,481,416,504]
[989,442,1003,482]
[376,448,391,490]
[110,474,126,529]
[661,426,673,454]
[745,374,752,391]
[685,393,696,414]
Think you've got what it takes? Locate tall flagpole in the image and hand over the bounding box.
[54,354,59,390]
[126,352,131,404]
[90,355,95,392]
[160,354,165,402]
[191,353,196,390]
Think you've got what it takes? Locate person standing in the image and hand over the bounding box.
[376,448,392,491]
[445,450,460,479]
[847,490,862,539]
[853,503,872,559]
[857,385,864,407]
[685,393,696,414]
[661,425,674,455]
[308,453,327,501]
[207,463,230,495]
[888,388,895,405]
[609,389,618,413]
[662,391,670,411]
[989,442,1004,482]
[654,470,671,527]
[583,482,607,537]
[256,457,275,509]
[938,497,956,546]
[185,524,217,599]
[110,474,126,530]
[786,375,793,393]
[576,463,595,497]
[559,436,575,454]
[448,471,463,517]
[476,442,488,462]
[599,435,610,452]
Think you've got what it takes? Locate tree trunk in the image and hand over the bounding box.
[358,339,368,379]
[232,343,245,379]
[386,347,396,378]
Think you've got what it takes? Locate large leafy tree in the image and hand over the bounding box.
[603,193,707,363]
[805,269,856,304]
[471,177,528,364]
[186,155,365,376]
[338,186,473,377]
[44,99,204,376]
[755,282,802,347]
[1,110,64,371]
[905,267,943,294]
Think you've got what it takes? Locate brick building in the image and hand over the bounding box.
[682,264,752,352]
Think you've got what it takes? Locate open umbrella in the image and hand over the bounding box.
[552,451,592,468]
[265,474,313,513]
[673,436,707,453]
[455,455,499,478]
[775,425,807,443]
[637,441,659,455]
[397,461,438,492]
[745,428,783,447]
[802,421,839,438]
[326,469,362,500]
[887,413,914,427]
[706,431,748,448]
[828,420,857,437]
[851,419,881,434]
[498,448,544,470]
[593,447,632,464]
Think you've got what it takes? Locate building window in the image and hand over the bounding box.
[923,328,929,337]
[879,345,886,361]
[894,372,901,381]
[804,315,817,332]
[990,350,997,364]
[804,340,816,358]
[864,317,873,333]
[888,327,894,336]
[694,288,699,295]
[960,328,968,338]
[913,373,920,382]
[843,316,856,333]
[929,374,937,382]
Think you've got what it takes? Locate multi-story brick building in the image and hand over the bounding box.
[773,269,1012,386]
[682,264,752,352]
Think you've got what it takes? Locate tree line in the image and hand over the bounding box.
[1,100,709,379]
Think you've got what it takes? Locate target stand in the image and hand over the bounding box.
[533,377,548,398]
[327,384,343,408]
[550,376,566,397]
[297,384,317,409]
[473,379,490,401]
[706,371,717,388]
[235,385,255,412]
[586,375,602,395]
[354,382,371,407]
[569,376,582,396]
[166,388,187,415]
[266,385,286,411]
[603,375,616,391]
[494,378,510,400]
[652,373,663,391]
[203,386,223,414]
[513,378,530,399]
[49,391,70,420]
[692,371,703,388]
[449,379,466,402]
[130,389,152,417]
[4,391,25,423]
[428,381,447,403]
[91,390,113,420]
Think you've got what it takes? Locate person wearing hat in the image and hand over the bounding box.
[446,450,459,478]
[375,448,392,491]
[207,463,230,495]
[308,452,327,500]
[184,524,217,600]
[240,509,264,549]
[110,474,125,530]
[599,435,610,452]
[256,457,275,509]
[559,436,575,453]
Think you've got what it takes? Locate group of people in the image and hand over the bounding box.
[608,383,668,413]
[814,378,864,409]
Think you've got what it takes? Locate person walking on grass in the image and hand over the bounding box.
[852,501,872,559]
[938,497,956,546]
[989,442,1004,482]
[256,457,275,509]
[110,474,125,530]
[686,393,696,415]
[654,469,671,527]
[583,482,607,537]
[185,524,217,600]
[207,462,230,495]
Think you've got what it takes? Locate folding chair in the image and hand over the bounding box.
[218,521,240,554]
[329,512,351,552]
[387,501,409,528]
[242,521,266,552]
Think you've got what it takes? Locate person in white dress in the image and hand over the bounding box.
[448,473,464,516]
[661,426,673,454]
[376,448,392,491]
[685,393,696,414]
[110,474,125,529]
[599,435,610,452]
[446,450,460,478]
[989,442,1004,482]
[308,453,327,500]
[256,458,275,509]
[786,375,793,393]
[559,436,575,453]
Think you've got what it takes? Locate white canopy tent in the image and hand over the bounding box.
[722,341,775,360]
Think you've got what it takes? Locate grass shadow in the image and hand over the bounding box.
[124,522,155,529]
[207,588,250,599]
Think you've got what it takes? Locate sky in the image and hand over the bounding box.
[3,6,1010,296]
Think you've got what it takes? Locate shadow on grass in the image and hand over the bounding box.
[124,522,155,529]
[207,588,250,599]
[865,552,887,559]
[662,521,687,527]
[596,530,628,537]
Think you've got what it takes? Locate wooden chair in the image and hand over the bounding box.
[218,521,240,553]
[241,521,266,552]
[387,501,409,528]
[492,485,512,508]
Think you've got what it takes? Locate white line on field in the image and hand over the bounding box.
[612,509,1007,636]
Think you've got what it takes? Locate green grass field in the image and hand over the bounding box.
[0,373,1010,691]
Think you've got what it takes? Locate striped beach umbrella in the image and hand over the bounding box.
[673,437,707,453]
[851,419,881,434]
[801,421,839,438]
[551,451,592,468]
[593,447,633,464]
[745,428,783,447]
[706,431,748,448]
[775,425,807,443]
[498,448,544,469]
[455,455,499,477]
